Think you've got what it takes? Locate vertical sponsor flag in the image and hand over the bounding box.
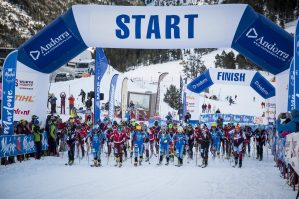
[121,78,128,119]
[294,19,299,109]
[183,78,187,118]
[1,50,18,135]
[179,76,183,120]
[94,48,108,123]
[288,59,295,111]
[155,72,168,115]
[108,74,119,121]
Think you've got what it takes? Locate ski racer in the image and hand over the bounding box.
[85,125,106,167]
[131,124,148,166]
[157,125,172,166]
[172,126,188,167]
[232,126,245,168]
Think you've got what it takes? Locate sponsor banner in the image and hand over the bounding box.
[108,74,119,121]
[155,72,168,115]
[294,19,299,109]
[1,50,18,135]
[209,68,255,86]
[0,132,48,158]
[185,91,200,120]
[187,70,213,93]
[14,62,49,123]
[285,133,299,175]
[232,10,293,75]
[16,5,292,76]
[18,9,88,74]
[121,78,128,119]
[200,114,255,124]
[250,72,275,99]
[179,76,183,120]
[94,48,108,123]
[183,78,187,118]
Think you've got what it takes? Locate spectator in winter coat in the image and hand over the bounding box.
[49,94,57,114]
[85,97,92,110]
[207,104,211,113]
[60,92,66,114]
[276,109,299,136]
[79,89,86,104]
[68,95,75,115]
[33,125,42,160]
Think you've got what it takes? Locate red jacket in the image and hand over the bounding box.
[110,130,126,144]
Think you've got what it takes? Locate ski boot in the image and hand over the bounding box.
[165,157,170,166]
[69,160,74,165]
[157,155,163,166]
[202,159,208,168]
[98,159,101,167]
[145,157,149,162]
[139,156,143,165]
[176,158,182,167]
[232,157,238,168]
[119,162,122,168]
[134,157,138,167]
[114,158,119,167]
[239,159,242,168]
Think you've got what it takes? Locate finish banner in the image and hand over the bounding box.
[188,68,275,99]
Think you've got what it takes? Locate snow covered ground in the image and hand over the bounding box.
[0,147,295,199]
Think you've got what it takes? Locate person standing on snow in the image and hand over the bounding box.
[210,123,222,158]
[86,125,106,167]
[68,95,75,115]
[110,125,127,167]
[186,124,195,160]
[172,126,188,167]
[60,92,66,114]
[131,124,148,166]
[79,89,86,104]
[232,126,245,168]
[198,127,211,168]
[157,125,172,166]
[48,117,58,156]
[65,124,76,165]
[49,94,57,114]
[33,123,43,160]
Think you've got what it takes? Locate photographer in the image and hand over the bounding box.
[276,109,299,135]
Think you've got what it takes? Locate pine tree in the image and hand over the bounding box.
[163,85,181,110]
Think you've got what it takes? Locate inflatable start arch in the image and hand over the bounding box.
[1,4,294,134]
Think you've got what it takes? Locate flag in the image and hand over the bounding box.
[94,48,108,123]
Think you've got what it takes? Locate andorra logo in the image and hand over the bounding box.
[246,28,258,39]
[30,50,40,61]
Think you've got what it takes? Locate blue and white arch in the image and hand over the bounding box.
[1,4,295,134]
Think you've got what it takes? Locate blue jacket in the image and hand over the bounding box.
[172,133,188,148]
[276,110,299,136]
[131,130,147,145]
[158,133,172,146]
[86,129,106,150]
[211,129,222,144]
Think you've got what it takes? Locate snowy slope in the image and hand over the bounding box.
[49,49,276,121]
[0,147,295,199]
